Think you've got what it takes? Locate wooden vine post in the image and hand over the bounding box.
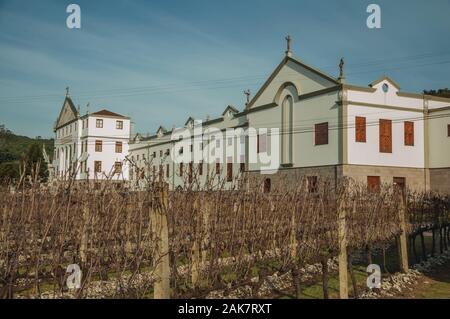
[397,189,409,273]
[289,210,298,260]
[191,199,201,288]
[152,183,171,299]
[80,191,89,265]
[338,190,349,299]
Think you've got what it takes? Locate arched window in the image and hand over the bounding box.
[281,95,293,165]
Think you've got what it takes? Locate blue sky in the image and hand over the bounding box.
[0,0,449,138]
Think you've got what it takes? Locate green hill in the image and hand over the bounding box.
[0,124,54,179]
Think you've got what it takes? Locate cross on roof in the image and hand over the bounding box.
[285,35,292,57]
[244,89,251,104]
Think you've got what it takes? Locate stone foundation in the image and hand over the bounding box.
[342,164,428,193]
[429,168,450,195]
[246,164,438,193]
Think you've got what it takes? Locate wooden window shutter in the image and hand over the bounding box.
[367,176,380,192]
[379,119,392,153]
[227,162,233,182]
[315,122,328,145]
[216,162,220,175]
[404,121,414,146]
[257,134,260,153]
[355,117,366,142]
[188,162,193,183]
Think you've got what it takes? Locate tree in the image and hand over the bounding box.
[0,162,19,180]
[424,88,450,98]
[22,143,48,182]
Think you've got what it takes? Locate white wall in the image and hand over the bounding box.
[428,109,450,168]
[346,105,425,168]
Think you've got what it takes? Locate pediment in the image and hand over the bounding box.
[246,56,339,109]
[55,97,79,129]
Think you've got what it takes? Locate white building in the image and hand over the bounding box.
[53,94,131,181]
[128,37,450,194]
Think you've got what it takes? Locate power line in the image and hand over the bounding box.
[2,51,450,104]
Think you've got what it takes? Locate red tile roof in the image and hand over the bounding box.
[91,109,127,118]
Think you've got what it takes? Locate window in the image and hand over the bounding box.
[227,162,233,182]
[166,164,170,178]
[188,162,193,183]
[95,140,102,152]
[82,121,84,129]
[86,119,88,128]
[179,163,183,176]
[153,152,156,158]
[137,155,140,161]
[160,150,163,157]
[315,122,328,145]
[263,178,271,193]
[199,161,203,176]
[307,176,318,193]
[379,119,392,153]
[404,121,414,146]
[114,162,122,174]
[116,120,123,129]
[159,165,163,180]
[257,134,267,153]
[96,119,103,128]
[94,161,102,173]
[393,177,406,193]
[367,176,381,192]
[355,116,366,143]
[215,162,220,175]
[240,162,245,173]
[282,95,293,164]
[228,137,233,146]
[447,124,450,137]
[166,149,170,156]
[115,141,123,153]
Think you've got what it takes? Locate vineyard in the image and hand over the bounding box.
[1,170,450,299]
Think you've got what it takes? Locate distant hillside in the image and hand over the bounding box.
[0,125,53,179]
[424,88,450,98]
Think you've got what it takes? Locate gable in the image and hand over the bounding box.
[247,56,339,109]
[55,97,78,129]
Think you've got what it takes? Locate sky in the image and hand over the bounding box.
[0,0,449,138]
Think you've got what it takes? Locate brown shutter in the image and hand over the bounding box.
[404,121,414,146]
[216,162,220,175]
[315,122,328,145]
[355,116,366,142]
[188,162,193,183]
[379,119,392,153]
[367,176,381,192]
[199,161,203,176]
[393,177,406,192]
[263,178,271,193]
[257,134,260,153]
[227,163,233,182]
